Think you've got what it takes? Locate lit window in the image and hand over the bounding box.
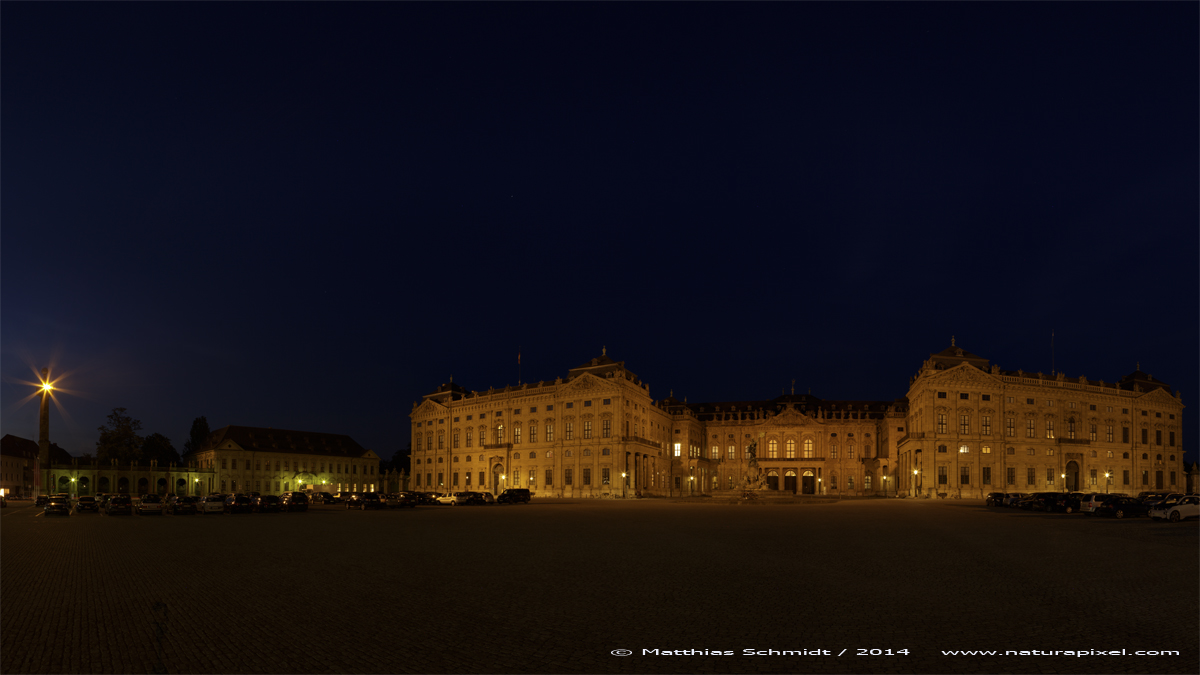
[674,443,681,457]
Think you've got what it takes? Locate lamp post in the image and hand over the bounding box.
[913,468,920,498]
[621,472,627,499]
[1061,473,1067,493]
[688,475,694,497]
[882,475,889,497]
[1104,472,1111,494]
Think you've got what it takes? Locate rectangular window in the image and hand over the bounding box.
[565,403,572,409]
[582,468,591,486]
[1105,425,1113,442]
[513,427,521,444]
[959,393,969,400]
[1169,431,1175,446]
[546,405,554,411]
[1141,428,1148,445]
[1122,470,1129,485]
[464,472,471,486]
[1046,421,1055,439]
[602,420,611,438]
[1089,425,1097,441]
[981,416,991,435]
[437,472,444,487]
[583,421,592,439]
[727,445,736,460]
[960,466,969,485]
[981,445,991,454]
[1169,471,1176,486]
[1026,468,1035,486]
[584,400,592,407]
[712,445,720,459]
[937,466,947,485]
[1122,427,1130,443]
[1089,469,1097,486]
[1006,418,1015,437]
[528,469,536,486]
[601,468,610,485]
[529,425,537,443]
[1027,398,1035,405]
[565,423,573,440]
[1155,430,1162,446]
[937,414,946,433]
[465,430,472,447]
[453,433,460,449]
[479,472,485,487]
[1067,421,1076,439]
[565,468,573,486]
[546,424,554,442]
[222,459,228,469]
[1026,420,1035,438]
[982,467,991,484]
[545,469,553,486]
[1141,470,1148,486]
[982,394,991,401]
[1006,467,1016,485]
[1046,468,1054,486]
[959,415,970,434]
[674,443,682,457]
[602,398,610,405]
[937,392,947,399]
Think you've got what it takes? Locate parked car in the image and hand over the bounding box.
[1002,493,1028,507]
[170,496,198,515]
[35,495,49,507]
[1093,496,1151,519]
[1143,493,1183,509]
[223,494,253,514]
[280,492,309,512]
[434,493,460,505]
[381,492,416,508]
[477,491,495,505]
[985,492,1007,507]
[136,494,166,515]
[497,488,531,504]
[1154,495,1199,522]
[333,492,356,504]
[346,492,385,510]
[315,492,339,504]
[44,495,72,516]
[105,494,133,516]
[74,496,99,513]
[415,492,440,505]
[199,495,226,514]
[252,495,282,513]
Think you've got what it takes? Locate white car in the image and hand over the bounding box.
[135,494,166,515]
[1154,495,1199,523]
[199,495,225,514]
[435,493,472,505]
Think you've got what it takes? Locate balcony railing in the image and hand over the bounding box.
[620,436,661,448]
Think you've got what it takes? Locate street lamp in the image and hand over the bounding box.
[882,475,889,497]
[688,475,694,497]
[621,472,627,499]
[1104,472,1111,494]
[913,469,920,498]
[1061,473,1067,493]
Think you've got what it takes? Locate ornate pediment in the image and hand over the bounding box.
[1137,387,1179,406]
[562,373,612,395]
[925,364,999,387]
[934,405,951,413]
[767,408,812,427]
[957,406,973,414]
[411,399,447,418]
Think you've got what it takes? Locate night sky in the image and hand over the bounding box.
[3,3,1196,467]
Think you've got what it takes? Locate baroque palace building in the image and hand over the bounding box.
[410,345,1187,499]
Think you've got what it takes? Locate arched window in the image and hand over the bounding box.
[583,448,592,456]
[546,450,553,458]
[453,456,459,462]
[803,439,814,458]
[1122,452,1129,459]
[602,448,610,456]
[528,451,536,459]
[767,439,778,458]
[565,450,573,457]
[1141,453,1148,460]
[513,452,520,459]
[786,439,796,458]
[437,457,444,463]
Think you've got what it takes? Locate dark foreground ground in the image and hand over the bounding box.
[2,497,1196,675]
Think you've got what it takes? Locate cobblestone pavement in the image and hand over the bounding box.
[2,498,1196,674]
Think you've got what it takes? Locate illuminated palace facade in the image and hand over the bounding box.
[410,346,1186,499]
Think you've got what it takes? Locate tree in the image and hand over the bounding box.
[183,416,211,454]
[142,433,180,466]
[96,408,144,464]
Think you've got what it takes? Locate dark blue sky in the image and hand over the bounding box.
[3,3,1196,465]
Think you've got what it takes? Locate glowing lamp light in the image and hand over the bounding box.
[42,382,53,392]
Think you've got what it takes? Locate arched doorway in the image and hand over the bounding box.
[78,477,90,496]
[58,476,70,493]
[156,478,168,495]
[784,470,797,493]
[117,477,129,493]
[766,470,779,490]
[99,476,110,493]
[1066,461,1079,492]
[492,464,504,495]
[176,478,187,495]
[801,470,816,495]
[136,477,149,495]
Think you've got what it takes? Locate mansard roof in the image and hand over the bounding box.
[0,434,71,462]
[567,351,636,380]
[1119,369,1171,393]
[928,343,990,369]
[186,425,371,459]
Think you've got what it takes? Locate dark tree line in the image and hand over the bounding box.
[93,409,212,466]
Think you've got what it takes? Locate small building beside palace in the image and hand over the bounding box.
[182,425,382,495]
[410,344,1187,499]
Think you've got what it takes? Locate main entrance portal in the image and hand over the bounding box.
[784,470,797,493]
[801,470,815,495]
[1066,461,1080,492]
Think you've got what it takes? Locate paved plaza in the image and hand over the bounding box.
[2,497,1196,674]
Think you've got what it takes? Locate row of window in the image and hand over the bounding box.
[414,467,617,489]
[934,394,1176,419]
[932,415,1177,446]
[216,459,373,475]
[420,448,622,465]
[426,419,632,450]
[931,466,1178,488]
